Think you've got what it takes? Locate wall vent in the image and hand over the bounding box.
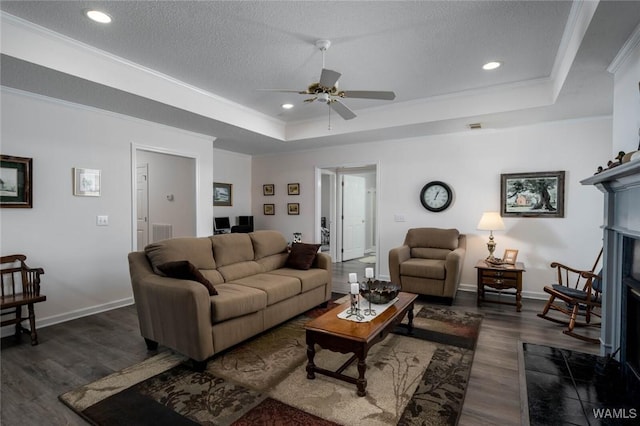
[152,223,173,242]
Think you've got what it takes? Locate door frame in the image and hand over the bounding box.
[130,143,200,251]
[314,161,380,273]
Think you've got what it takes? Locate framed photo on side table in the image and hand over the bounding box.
[1,155,32,208]
[73,167,101,197]
[503,249,519,265]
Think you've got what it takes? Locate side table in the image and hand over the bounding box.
[475,260,526,311]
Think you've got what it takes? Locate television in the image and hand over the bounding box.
[214,217,231,232]
[238,216,254,227]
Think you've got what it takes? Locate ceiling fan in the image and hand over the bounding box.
[260,40,396,122]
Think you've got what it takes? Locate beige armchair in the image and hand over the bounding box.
[389,228,466,303]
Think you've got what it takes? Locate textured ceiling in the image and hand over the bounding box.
[1,1,639,154]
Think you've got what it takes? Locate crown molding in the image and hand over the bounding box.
[607,20,640,74]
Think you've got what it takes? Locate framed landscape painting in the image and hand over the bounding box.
[500,171,565,218]
[1,155,32,208]
[213,182,232,206]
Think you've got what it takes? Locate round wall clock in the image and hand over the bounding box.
[420,181,453,212]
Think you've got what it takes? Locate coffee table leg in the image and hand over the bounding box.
[407,303,414,335]
[356,355,367,397]
[306,341,316,380]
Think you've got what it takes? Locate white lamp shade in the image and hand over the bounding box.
[477,211,505,231]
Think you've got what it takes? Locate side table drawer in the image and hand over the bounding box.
[482,269,519,279]
[481,276,517,288]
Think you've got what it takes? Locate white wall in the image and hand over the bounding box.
[212,148,252,226]
[611,33,640,156]
[0,89,214,332]
[252,117,611,298]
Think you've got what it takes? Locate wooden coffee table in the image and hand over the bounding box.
[304,291,418,397]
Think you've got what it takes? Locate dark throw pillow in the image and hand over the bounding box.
[286,243,321,270]
[157,260,218,296]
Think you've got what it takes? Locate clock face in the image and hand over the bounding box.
[420,181,453,212]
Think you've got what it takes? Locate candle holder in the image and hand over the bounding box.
[362,279,377,317]
[346,293,364,321]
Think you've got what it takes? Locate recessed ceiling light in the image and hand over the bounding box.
[482,61,501,71]
[85,10,112,24]
[281,103,294,110]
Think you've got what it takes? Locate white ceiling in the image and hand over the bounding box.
[1,1,639,155]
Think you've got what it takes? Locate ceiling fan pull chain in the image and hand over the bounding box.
[328,105,332,131]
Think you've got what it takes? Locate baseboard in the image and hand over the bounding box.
[1,297,134,338]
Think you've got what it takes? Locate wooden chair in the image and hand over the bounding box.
[1,254,46,345]
[537,249,603,343]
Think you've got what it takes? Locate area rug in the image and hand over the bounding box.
[60,302,482,425]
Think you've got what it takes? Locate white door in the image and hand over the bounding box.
[136,164,149,250]
[341,174,366,261]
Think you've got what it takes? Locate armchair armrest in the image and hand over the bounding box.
[128,252,214,361]
[389,245,410,285]
[444,247,466,296]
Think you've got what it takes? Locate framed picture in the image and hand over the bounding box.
[500,171,565,218]
[263,184,274,196]
[213,182,232,206]
[503,249,519,265]
[73,167,101,197]
[1,155,32,208]
[263,203,275,215]
[288,202,300,215]
[288,183,300,195]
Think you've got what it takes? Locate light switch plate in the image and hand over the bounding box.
[97,215,109,226]
[394,214,406,222]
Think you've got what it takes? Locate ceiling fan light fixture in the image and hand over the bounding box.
[281,103,294,110]
[482,61,502,71]
[85,9,112,24]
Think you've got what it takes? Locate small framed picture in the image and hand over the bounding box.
[213,182,232,206]
[288,203,300,215]
[288,183,300,195]
[1,155,32,208]
[503,249,519,265]
[263,184,274,196]
[263,203,275,215]
[73,167,101,197]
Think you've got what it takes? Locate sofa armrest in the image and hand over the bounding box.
[313,252,331,272]
[128,251,214,361]
[443,247,466,297]
[389,245,410,285]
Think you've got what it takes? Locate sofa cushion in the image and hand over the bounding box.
[145,237,216,275]
[250,231,288,260]
[401,258,446,280]
[405,228,460,251]
[230,273,301,305]
[217,261,263,282]
[210,283,268,323]
[267,268,329,293]
[210,233,254,267]
[411,247,451,260]
[157,260,218,295]
[200,269,225,285]
[286,243,321,270]
[257,253,289,272]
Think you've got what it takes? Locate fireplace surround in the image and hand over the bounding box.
[582,160,640,392]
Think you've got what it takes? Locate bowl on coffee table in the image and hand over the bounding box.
[360,280,400,304]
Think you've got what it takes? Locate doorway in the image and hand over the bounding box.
[132,146,197,251]
[316,163,378,271]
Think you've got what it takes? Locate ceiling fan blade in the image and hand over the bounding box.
[342,90,396,100]
[256,89,309,94]
[319,68,341,88]
[330,99,357,120]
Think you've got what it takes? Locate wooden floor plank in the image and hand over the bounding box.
[0,259,599,425]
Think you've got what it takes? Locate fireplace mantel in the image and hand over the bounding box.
[581,159,640,357]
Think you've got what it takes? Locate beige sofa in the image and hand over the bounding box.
[128,230,331,367]
[389,227,466,303]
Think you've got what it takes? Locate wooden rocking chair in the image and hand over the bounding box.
[1,254,46,345]
[537,248,603,344]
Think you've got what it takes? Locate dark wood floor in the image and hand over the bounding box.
[1,259,599,425]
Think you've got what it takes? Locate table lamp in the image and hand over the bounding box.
[477,211,505,260]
